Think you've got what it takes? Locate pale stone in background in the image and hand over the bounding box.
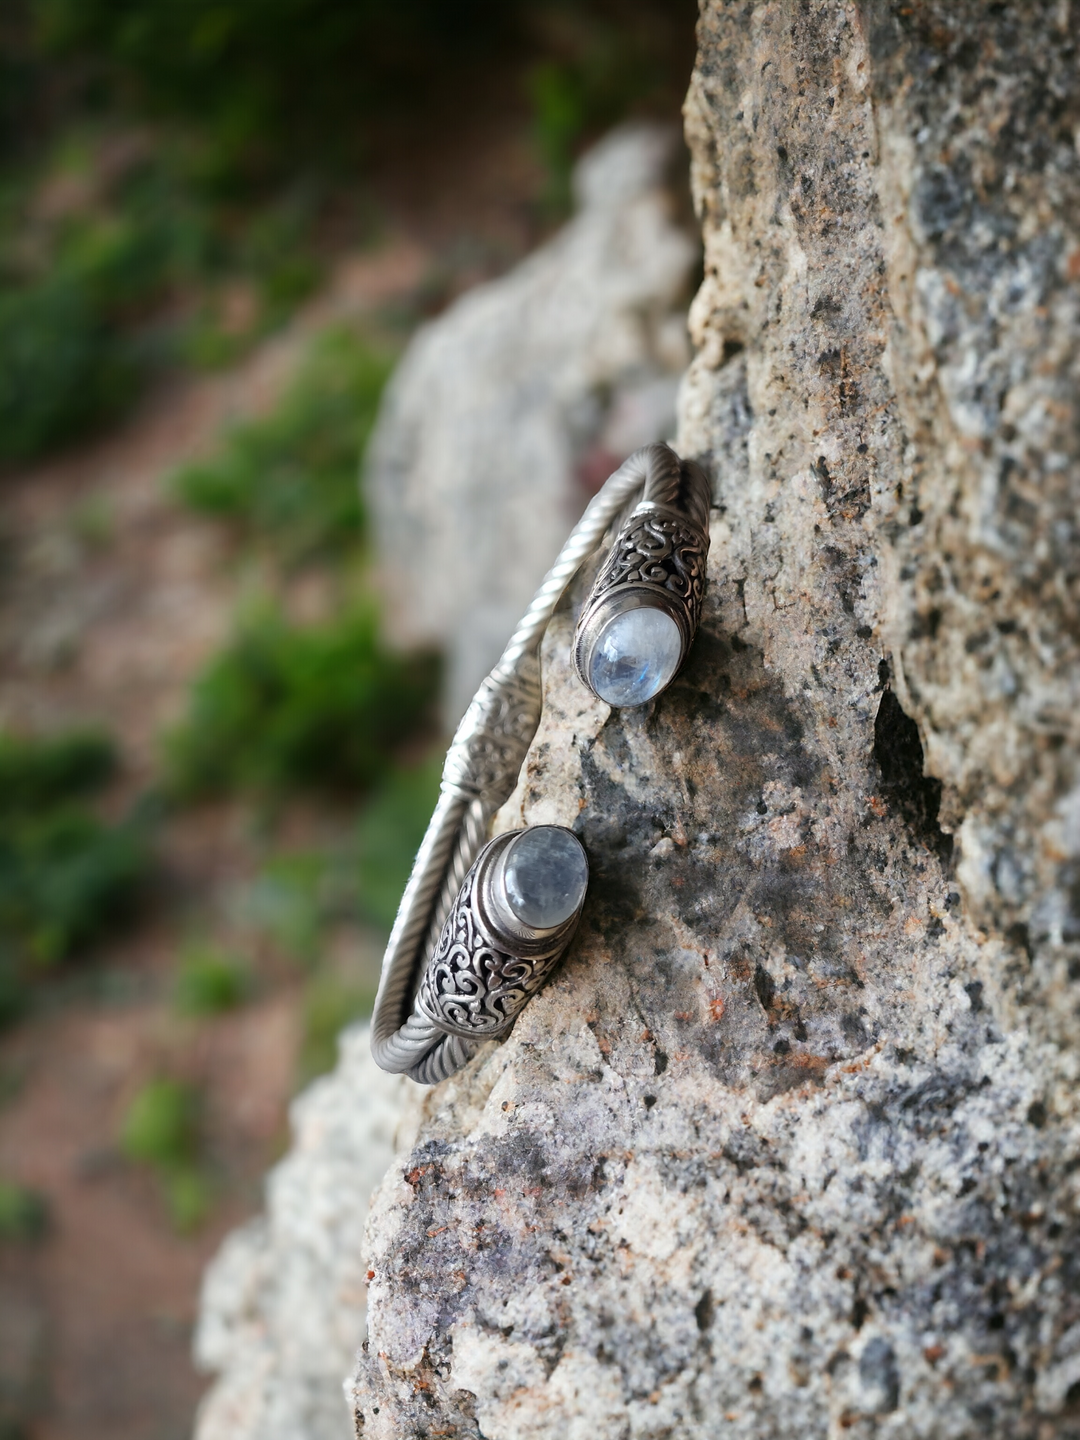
[365,123,697,723]
[192,1026,408,1440]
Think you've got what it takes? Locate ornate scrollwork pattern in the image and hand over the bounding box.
[416,865,563,1039]
[590,510,708,634]
[441,656,542,803]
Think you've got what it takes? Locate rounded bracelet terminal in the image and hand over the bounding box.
[370,442,712,1085]
[416,827,588,1039]
[573,446,711,708]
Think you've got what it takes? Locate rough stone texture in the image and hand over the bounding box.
[366,124,698,723]
[192,1026,408,1440]
[353,4,1080,1437]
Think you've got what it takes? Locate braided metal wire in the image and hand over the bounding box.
[370,444,694,1081]
[637,448,712,532]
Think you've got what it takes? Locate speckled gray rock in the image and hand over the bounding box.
[192,1026,408,1440]
[365,124,697,723]
[352,5,1080,1437]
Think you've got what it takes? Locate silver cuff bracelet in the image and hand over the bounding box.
[370,443,711,1084]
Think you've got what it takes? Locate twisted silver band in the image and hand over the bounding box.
[370,443,705,1084]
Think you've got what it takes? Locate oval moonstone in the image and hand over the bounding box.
[588,607,682,708]
[503,826,589,930]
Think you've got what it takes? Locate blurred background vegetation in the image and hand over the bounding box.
[0,2,696,1436]
[0,0,695,462]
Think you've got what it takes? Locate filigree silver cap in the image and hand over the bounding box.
[416,826,588,1041]
[573,443,711,707]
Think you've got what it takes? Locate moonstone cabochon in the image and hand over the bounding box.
[502,826,589,930]
[588,606,682,707]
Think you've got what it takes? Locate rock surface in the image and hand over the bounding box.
[365,124,698,723]
[192,1026,407,1440]
[352,4,1080,1437]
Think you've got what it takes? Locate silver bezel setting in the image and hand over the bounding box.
[573,486,711,707]
[415,828,588,1040]
[573,580,690,705]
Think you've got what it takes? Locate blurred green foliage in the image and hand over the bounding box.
[0,729,115,812]
[528,13,683,216]
[242,852,328,967]
[29,0,522,180]
[298,972,374,1084]
[0,274,135,462]
[0,809,145,967]
[0,136,324,463]
[120,1077,211,1231]
[165,607,439,799]
[237,750,439,967]
[173,327,392,561]
[174,944,250,1016]
[354,751,442,932]
[163,303,437,1091]
[529,62,587,217]
[0,1179,48,1242]
[22,0,695,185]
[0,730,149,1022]
[160,1166,213,1233]
[121,1076,197,1166]
[0,0,693,463]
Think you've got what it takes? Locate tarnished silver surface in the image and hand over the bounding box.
[370,442,713,1085]
[573,447,711,698]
